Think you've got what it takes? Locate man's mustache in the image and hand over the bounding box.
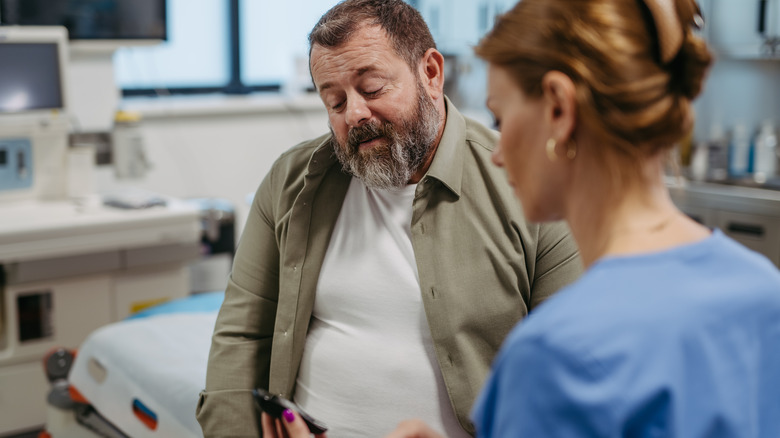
[347,122,392,150]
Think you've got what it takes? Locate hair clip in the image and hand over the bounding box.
[691,3,705,30]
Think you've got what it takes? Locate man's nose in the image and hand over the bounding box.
[345,96,370,128]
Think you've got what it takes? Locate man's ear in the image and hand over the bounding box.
[541,71,577,142]
[419,48,445,100]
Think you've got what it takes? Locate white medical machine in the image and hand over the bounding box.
[0,25,71,202]
[0,26,201,436]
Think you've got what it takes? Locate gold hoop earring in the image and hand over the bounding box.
[545,138,557,162]
[566,140,577,160]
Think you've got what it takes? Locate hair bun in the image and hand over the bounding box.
[666,0,711,99]
[643,0,684,64]
[674,30,712,100]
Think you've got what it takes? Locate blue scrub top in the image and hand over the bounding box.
[472,229,780,437]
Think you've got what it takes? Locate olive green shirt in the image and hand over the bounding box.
[197,100,582,437]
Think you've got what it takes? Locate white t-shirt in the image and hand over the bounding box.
[294,178,469,437]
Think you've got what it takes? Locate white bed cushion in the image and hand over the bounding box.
[68,312,217,438]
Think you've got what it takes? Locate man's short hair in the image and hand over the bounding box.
[308,0,436,73]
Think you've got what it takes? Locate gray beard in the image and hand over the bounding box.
[331,84,440,190]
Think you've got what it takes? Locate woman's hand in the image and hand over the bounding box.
[260,412,444,438]
[261,409,327,438]
[384,419,447,438]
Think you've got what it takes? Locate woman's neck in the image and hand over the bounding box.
[565,157,710,268]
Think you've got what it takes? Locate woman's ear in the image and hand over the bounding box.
[541,71,577,142]
[420,48,445,100]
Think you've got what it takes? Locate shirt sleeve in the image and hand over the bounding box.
[529,221,583,309]
[196,168,281,437]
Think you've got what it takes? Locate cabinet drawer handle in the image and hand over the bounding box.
[727,222,765,237]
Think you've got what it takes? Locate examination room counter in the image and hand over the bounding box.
[0,197,201,436]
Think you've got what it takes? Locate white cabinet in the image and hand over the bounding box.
[0,274,115,433]
[716,210,780,265]
[0,200,201,435]
[704,0,780,58]
[671,182,780,267]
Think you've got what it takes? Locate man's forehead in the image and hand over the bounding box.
[310,24,393,61]
[311,36,400,91]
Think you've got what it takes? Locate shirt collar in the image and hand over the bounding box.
[424,96,465,199]
[307,95,467,199]
[308,135,338,175]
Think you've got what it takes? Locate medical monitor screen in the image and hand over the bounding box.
[0,0,167,40]
[0,43,63,113]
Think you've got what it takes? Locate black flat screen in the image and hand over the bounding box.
[0,42,63,113]
[0,0,166,40]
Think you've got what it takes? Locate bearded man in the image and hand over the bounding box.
[197,1,582,437]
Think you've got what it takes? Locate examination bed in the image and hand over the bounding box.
[43,291,224,438]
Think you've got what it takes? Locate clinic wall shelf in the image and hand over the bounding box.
[120,92,325,121]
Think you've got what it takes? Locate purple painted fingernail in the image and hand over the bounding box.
[282,409,295,423]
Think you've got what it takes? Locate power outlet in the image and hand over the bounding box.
[0,138,34,192]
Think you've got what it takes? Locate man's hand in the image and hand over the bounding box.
[384,419,447,438]
[261,410,327,438]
